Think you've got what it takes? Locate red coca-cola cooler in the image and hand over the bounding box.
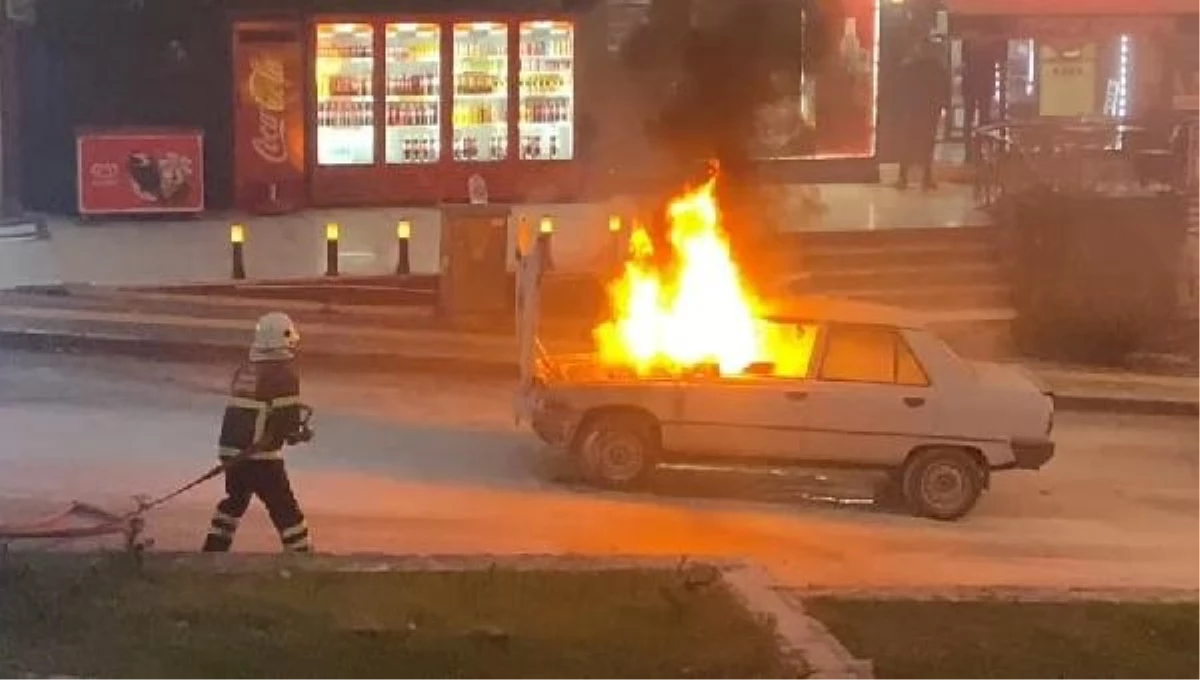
[232,19,308,214]
[304,15,584,205]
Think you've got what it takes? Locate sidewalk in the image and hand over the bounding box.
[0,288,1192,416]
[0,181,988,290]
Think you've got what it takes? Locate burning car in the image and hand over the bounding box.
[515,174,1055,521]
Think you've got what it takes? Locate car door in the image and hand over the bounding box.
[799,323,938,467]
[663,322,821,461]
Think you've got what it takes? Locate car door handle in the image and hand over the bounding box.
[903,396,926,408]
[785,391,808,401]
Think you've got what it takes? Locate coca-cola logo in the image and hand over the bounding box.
[252,109,288,164]
[246,54,290,165]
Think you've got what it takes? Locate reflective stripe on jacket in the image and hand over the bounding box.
[217,360,302,461]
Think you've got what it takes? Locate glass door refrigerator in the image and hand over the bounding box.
[518,20,575,162]
[309,15,580,206]
[311,21,378,204]
[513,19,582,201]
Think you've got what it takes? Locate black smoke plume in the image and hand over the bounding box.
[616,0,831,286]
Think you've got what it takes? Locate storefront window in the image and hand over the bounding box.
[385,23,441,164]
[751,0,879,160]
[518,21,575,161]
[314,23,375,166]
[452,22,508,162]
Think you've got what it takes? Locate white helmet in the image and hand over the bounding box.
[252,312,299,353]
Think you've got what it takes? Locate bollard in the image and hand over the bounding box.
[395,220,411,275]
[325,222,339,277]
[538,216,554,271]
[230,224,246,280]
[608,214,625,270]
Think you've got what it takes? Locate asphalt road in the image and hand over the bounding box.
[0,350,1195,592]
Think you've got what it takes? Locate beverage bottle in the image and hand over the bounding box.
[549,135,558,159]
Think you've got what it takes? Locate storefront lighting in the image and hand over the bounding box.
[868,0,881,156]
[1117,34,1131,118]
[1026,39,1036,97]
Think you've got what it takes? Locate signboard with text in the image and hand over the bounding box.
[76,128,204,215]
[1038,43,1098,117]
[232,20,307,214]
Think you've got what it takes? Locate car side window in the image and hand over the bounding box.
[818,325,931,386]
[818,325,895,383]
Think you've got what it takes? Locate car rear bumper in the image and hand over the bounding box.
[1008,437,1055,470]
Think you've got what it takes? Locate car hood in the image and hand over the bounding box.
[969,361,1052,397]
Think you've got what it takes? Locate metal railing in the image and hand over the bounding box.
[972,117,1197,208]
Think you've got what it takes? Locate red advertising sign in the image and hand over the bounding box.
[76,128,205,215]
[233,21,307,213]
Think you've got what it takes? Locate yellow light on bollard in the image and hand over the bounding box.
[395,220,411,275]
[230,224,245,244]
[537,216,554,272]
[324,223,339,277]
[608,215,622,233]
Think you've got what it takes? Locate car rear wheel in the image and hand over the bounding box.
[901,447,985,521]
[573,412,658,489]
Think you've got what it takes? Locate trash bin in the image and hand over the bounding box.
[438,204,511,325]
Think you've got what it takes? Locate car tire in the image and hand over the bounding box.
[901,447,985,521]
[573,412,658,489]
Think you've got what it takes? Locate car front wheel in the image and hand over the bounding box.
[901,447,985,521]
[573,412,658,489]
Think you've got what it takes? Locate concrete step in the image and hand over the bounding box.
[785,241,1000,271]
[779,225,1001,250]
[797,261,1004,290]
[793,282,1012,311]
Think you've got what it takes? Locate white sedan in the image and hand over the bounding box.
[528,296,1056,520]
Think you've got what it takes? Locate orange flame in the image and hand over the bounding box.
[595,175,806,376]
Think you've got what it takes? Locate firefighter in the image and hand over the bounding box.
[202,312,314,553]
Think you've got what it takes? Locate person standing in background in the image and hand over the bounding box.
[962,37,1007,162]
[895,37,951,191]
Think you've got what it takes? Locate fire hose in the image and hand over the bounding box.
[0,406,314,550]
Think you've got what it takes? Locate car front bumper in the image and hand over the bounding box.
[1009,437,1055,470]
[531,405,581,448]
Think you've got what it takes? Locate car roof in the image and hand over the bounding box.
[762,294,929,329]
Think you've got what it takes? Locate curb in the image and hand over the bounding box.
[0,329,518,379]
[724,565,872,679]
[0,327,1194,416]
[1052,393,1199,417]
